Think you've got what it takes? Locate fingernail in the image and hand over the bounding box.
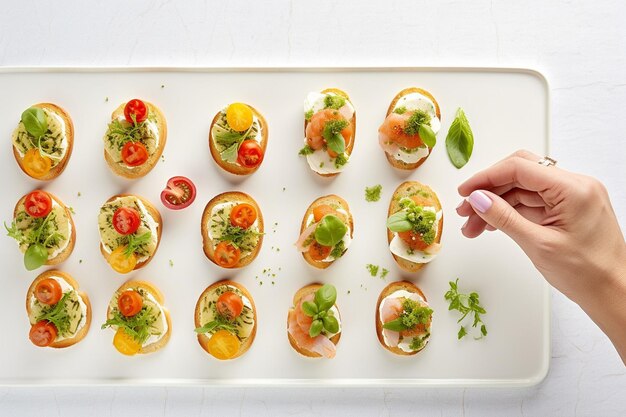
[456,200,464,210]
[461,219,468,230]
[468,190,492,213]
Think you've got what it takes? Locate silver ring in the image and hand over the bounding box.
[538,156,557,167]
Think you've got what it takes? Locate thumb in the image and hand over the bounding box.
[467,190,543,246]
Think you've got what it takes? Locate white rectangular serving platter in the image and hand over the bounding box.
[0,67,550,387]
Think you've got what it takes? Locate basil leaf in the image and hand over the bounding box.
[386,210,412,232]
[458,326,468,339]
[314,284,337,312]
[418,123,436,148]
[314,215,347,247]
[21,107,47,139]
[309,319,323,338]
[326,132,345,155]
[24,243,48,271]
[382,318,409,332]
[220,142,239,164]
[302,301,318,317]
[445,108,474,169]
[214,127,244,146]
[322,315,339,334]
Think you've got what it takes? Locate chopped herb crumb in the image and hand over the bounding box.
[366,264,379,276]
[381,268,389,279]
[79,259,83,264]
[77,192,82,197]
[169,259,174,267]
[365,184,383,202]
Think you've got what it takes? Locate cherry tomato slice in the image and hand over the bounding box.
[308,241,332,261]
[160,176,196,210]
[216,291,244,320]
[207,330,241,360]
[23,148,52,179]
[108,246,137,274]
[118,290,143,317]
[237,140,264,168]
[34,278,63,305]
[112,207,141,236]
[29,321,58,347]
[121,141,149,167]
[214,242,241,268]
[124,99,148,124]
[312,204,336,223]
[226,103,253,132]
[229,203,257,229]
[113,328,141,356]
[24,190,52,218]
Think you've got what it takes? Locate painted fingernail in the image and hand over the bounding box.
[468,190,492,213]
[456,200,464,210]
[461,219,468,230]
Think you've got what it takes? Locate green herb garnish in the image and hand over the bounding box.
[393,106,407,115]
[298,145,314,156]
[444,278,487,340]
[304,109,314,121]
[302,284,339,338]
[314,215,347,247]
[382,298,433,332]
[101,305,159,344]
[365,184,382,202]
[21,107,48,139]
[322,119,348,155]
[330,239,346,259]
[324,95,346,110]
[36,292,72,336]
[386,198,437,246]
[123,232,152,258]
[334,153,348,168]
[403,110,431,136]
[366,264,379,276]
[445,108,474,169]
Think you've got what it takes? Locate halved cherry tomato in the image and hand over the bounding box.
[229,203,257,229]
[113,328,141,356]
[121,141,149,167]
[312,204,336,223]
[34,278,62,305]
[160,176,196,210]
[29,321,57,347]
[24,190,52,218]
[118,290,143,317]
[308,241,332,261]
[398,230,430,251]
[112,207,141,235]
[214,242,241,268]
[216,292,244,320]
[236,140,264,168]
[23,148,52,179]
[124,99,148,124]
[207,330,241,360]
[226,103,253,132]
[108,246,137,274]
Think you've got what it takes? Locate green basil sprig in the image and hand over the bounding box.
[314,215,347,247]
[302,284,339,338]
[445,108,474,169]
[322,120,348,155]
[418,124,436,147]
[21,107,48,139]
[24,244,48,271]
[382,298,433,332]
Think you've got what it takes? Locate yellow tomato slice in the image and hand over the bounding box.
[226,103,253,132]
[23,148,52,178]
[113,328,141,356]
[207,330,241,360]
[108,246,137,274]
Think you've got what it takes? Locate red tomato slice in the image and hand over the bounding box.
[229,203,257,229]
[216,291,244,320]
[29,321,58,347]
[34,278,63,305]
[118,290,143,317]
[308,241,332,261]
[24,190,52,218]
[214,242,241,268]
[112,207,141,236]
[124,99,148,124]
[237,140,264,168]
[160,176,196,210]
[121,142,149,167]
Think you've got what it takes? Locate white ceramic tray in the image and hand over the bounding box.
[0,67,550,387]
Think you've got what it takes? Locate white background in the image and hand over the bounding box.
[0,0,625,416]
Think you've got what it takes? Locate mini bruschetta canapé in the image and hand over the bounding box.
[295,195,353,269]
[299,89,356,177]
[98,194,162,273]
[378,88,440,170]
[6,190,75,271]
[209,103,268,175]
[201,192,263,268]
[376,281,433,355]
[12,104,74,180]
[103,99,167,179]
[287,284,341,359]
[386,181,443,272]
[194,280,257,360]
[101,280,171,356]
[26,270,91,349]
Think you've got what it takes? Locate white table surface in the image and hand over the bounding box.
[0,0,624,416]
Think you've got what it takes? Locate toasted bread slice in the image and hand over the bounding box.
[382,88,440,170]
[299,194,353,269]
[13,191,76,266]
[387,181,443,273]
[209,104,268,175]
[99,194,162,271]
[303,88,356,178]
[107,280,172,355]
[26,270,91,349]
[201,191,264,268]
[375,281,430,356]
[194,280,257,359]
[104,101,167,179]
[13,103,74,181]
[287,283,342,358]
